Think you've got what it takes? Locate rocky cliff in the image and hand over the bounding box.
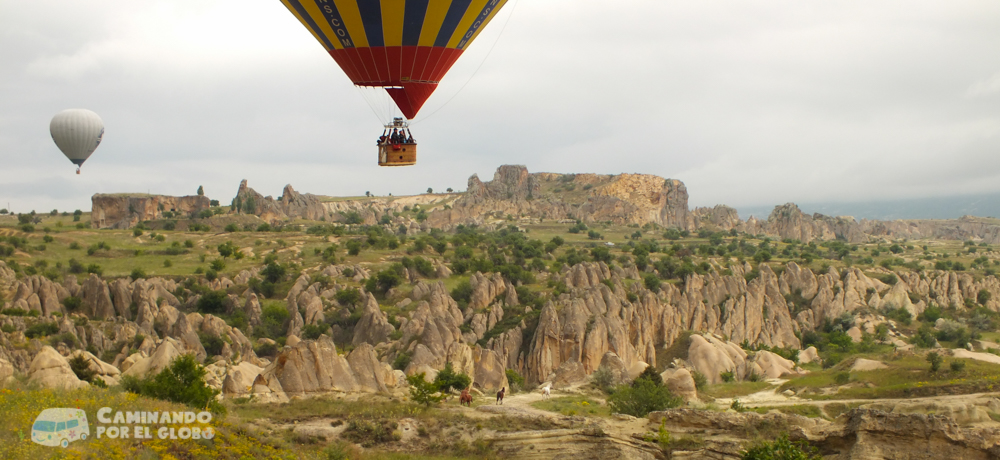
[704,202,1000,244]
[8,250,1000,392]
[427,165,693,230]
[91,194,210,229]
[229,180,327,224]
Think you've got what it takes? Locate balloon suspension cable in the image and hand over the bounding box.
[410,0,519,126]
[356,87,388,124]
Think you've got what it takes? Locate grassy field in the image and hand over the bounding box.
[746,404,825,419]
[779,353,1000,400]
[0,381,298,460]
[530,395,611,417]
[700,381,772,400]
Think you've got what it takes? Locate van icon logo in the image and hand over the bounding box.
[31,408,90,448]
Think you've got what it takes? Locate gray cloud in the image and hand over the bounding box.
[1,0,999,214]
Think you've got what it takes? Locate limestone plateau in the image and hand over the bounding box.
[93,165,1000,245]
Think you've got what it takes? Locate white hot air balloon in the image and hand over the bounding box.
[49,109,104,174]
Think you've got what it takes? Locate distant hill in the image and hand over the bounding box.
[739,193,1000,221]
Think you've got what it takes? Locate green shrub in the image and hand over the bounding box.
[364,265,404,296]
[950,360,966,372]
[911,325,938,348]
[919,304,943,323]
[120,354,223,413]
[506,369,525,392]
[433,362,472,393]
[335,288,362,306]
[592,366,615,393]
[643,273,661,292]
[62,296,82,312]
[927,352,942,372]
[392,351,412,371]
[633,365,663,387]
[451,279,473,307]
[720,370,735,383]
[254,341,280,358]
[407,373,445,407]
[691,370,707,391]
[301,323,329,340]
[199,333,225,356]
[255,303,289,340]
[196,290,228,315]
[342,418,399,448]
[24,321,59,338]
[49,332,78,348]
[740,434,820,460]
[261,262,287,283]
[68,354,96,383]
[607,379,683,417]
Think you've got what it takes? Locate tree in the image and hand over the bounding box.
[407,373,445,407]
[261,261,287,283]
[197,185,204,196]
[643,273,661,292]
[217,241,239,259]
[433,362,471,394]
[365,191,371,197]
[927,351,942,372]
[446,188,453,193]
[68,354,97,383]
[633,365,663,387]
[978,289,992,306]
[426,187,433,194]
[335,287,362,306]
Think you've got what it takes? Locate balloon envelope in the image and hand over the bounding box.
[50,109,104,166]
[281,0,509,119]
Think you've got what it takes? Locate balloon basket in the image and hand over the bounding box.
[378,143,417,167]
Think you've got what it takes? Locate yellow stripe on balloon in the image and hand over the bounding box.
[380,0,405,47]
[333,0,370,48]
[446,0,487,48]
[464,0,507,47]
[299,0,346,50]
[280,0,332,50]
[418,0,452,47]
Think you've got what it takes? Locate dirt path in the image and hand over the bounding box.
[741,391,1000,408]
[712,378,1000,410]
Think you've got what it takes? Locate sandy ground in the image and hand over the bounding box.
[712,377,1000,413]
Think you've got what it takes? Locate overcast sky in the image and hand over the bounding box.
[2,1,999,216]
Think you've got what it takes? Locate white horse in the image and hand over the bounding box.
[541,384,551,399]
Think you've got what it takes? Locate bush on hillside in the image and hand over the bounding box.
[740,434,820,460]
[121,354,223,413]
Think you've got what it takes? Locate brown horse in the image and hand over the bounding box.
[459,388,472,407]
[495,387,506,405]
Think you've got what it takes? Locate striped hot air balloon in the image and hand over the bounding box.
[281,0,509,119]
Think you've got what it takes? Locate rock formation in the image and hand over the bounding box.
[229,180,328,224]
[91,194,210,229]
[427,166,694,230]
[28,346,88,390]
